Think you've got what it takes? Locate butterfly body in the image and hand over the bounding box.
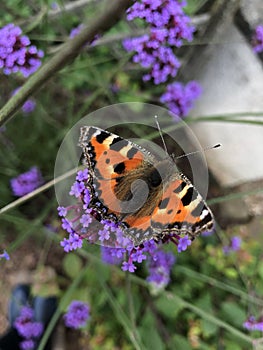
[79,126,214,246]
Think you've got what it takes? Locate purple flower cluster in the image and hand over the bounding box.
[64,300,90,329]
[147,250,176,292]
[252,24,263,53]
[243,315,263,332]
[10,166,44,197]
[160,80,202,119]
[123,34,181,84]
[0,250,10,260]
[223,236,242,255]
[14,306,43,350]
[124,0,195,84]
[58,169,190,278]
[0,24,44,77]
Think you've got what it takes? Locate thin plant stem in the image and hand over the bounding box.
[0,0,134,126]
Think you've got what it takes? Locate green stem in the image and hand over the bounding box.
[37,264,89,350]
[166,292,254,344]
[176,265,263,307]
[0,0,134,126]
[0,167,78,215]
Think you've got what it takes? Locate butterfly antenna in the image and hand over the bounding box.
[176,143,221,160]
[154,115,168,155]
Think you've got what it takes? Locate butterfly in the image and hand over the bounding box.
[78,126,214,246]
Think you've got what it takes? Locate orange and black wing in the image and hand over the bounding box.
[79,126,156,228]
[150,174,214,240]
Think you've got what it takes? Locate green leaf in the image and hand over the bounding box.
[201,319,218,338]
[225,267,238,279]
[139,309,164,350]
[155,294,184,319]
[170,335,192,350]
[195,293,212,312]
[220,302,246,328]
[225,340,243,350]
[62,253,83,280]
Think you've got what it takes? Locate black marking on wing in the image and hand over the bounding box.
[113,162,126,174]
[110,137,128,151]
[158,197,169,209]
[173,181,186,193]
[181,187,198,206]
[96,131,109,144]
[127,147,138,159]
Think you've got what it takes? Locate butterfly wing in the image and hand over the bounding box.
[150,173,214,239]
[79,126,157,225]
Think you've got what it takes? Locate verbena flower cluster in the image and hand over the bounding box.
[10,166,44,197]
[124,0,202,118]
[14,306,43,350]
[252,24,263,53]
[58,169,191,288]
[146,250,175,292]
[124,0,194,85]
[64,300,90,329]
[243,315,263,332]
[0,23,44,77]
[160,80,202,119]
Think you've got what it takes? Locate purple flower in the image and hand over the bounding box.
[70,24,84,39]
[160,80,202,118]
[64,300,90,329]
[101,246,125,265]
[10,166,44,197]
[20,339,35,350]
[123,34,180,85]
[243,316,263,331]
[14,306,43,349]
[61,218,73,233]
[0,250,10,260]
[11,88,36,114]
[177,235,192,252]
[98,227,111,242]
[122,261,137,272]
[130,249,147,263]
[79,213,92,227]
[57,206,67,217]
[231,236,242,251]
[252,25,263,53]
[60,233,83,252]
[50,2,59,10]
[0,23,44,77]
[223,236,242,254]
[69,181,85,197]
[22,100,36,114]
[76,169,89,181]
[147,250,176,291]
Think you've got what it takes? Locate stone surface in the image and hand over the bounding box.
[240,0,263,27]
[189,22,263,187]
